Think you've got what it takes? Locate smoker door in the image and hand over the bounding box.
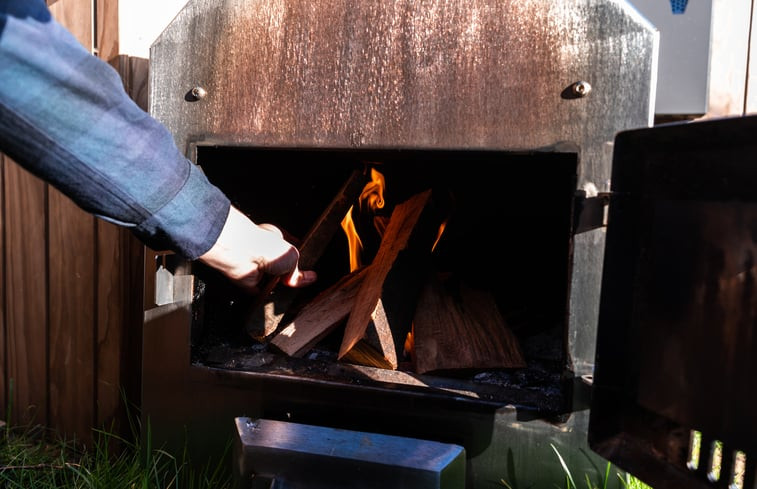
[589,114,757,489]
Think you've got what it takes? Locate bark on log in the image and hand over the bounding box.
[411,273,526,374]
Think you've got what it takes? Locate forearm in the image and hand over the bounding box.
[0,1,316,292]
[0,1,229,258]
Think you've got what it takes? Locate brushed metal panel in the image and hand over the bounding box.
[151,0,656,189]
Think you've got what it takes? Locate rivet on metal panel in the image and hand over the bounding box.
[571,81,592,98]
[188,86,208,101]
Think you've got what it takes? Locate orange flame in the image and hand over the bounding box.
[341,168,387,271]
[360,168,386,212]
[431,220,447,252]
[341,205,363,272]
[403,325,415,361]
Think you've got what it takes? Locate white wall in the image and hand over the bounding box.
[117,0,188,59]
[708,0,752,117]
[624,0,753,118]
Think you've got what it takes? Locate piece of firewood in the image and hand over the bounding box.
[411,273,526,374]
[270,266,370,357]
[244,168,368,341]
[338,189,436,369]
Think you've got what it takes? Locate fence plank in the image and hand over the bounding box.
[3,160,49,427]
[49,0,93,51]
[48,0,97,443]
[96,220,123,432]
[48,193,96,441]
[94,0,128,436]
[98,56,149,430]
[96,0,119,62]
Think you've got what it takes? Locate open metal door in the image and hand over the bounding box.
[589,115,757,489]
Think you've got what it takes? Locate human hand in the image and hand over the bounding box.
[198,206,317,293]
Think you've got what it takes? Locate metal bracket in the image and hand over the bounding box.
[154,252,193,306]
[573,191,611,235]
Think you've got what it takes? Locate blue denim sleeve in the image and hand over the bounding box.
[0,0,230,259]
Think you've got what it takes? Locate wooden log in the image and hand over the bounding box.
[338,189,436,369]
[411,273,526,374]
[245,168,368,341]
[270,266,370,357]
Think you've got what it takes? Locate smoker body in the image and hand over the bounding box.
[143,1,657,487]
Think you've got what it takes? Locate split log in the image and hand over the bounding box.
[270,266,370,357]
[411,273,526,374]
[338,189,437,369]
[244,168,368,341]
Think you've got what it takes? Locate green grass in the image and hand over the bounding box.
[0,416,232,489]
[500,444,654,489]
[547,443,653,489]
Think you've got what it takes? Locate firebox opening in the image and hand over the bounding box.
[189,146,578,413]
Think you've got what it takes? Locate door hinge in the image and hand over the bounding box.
[573,191,611,235]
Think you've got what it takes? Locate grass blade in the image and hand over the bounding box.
[603,461,611,489]
[500,478,514,489]
[550,443,577,489]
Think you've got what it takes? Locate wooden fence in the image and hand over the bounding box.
[0,0,145,444]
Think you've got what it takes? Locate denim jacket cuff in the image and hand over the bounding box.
[135,163,231,259]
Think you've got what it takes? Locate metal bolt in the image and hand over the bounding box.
[571,81,592,98]
[190,86,208,100]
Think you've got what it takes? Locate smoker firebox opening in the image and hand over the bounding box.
[186,146,578,414]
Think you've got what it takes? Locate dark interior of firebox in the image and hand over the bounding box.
[190,146,578,412]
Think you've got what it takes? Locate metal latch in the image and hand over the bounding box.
[154,252,193,306]
[573,191,611,235]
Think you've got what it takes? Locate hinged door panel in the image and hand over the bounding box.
[590,115,757,489]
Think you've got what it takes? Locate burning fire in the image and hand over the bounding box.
[359,167,385,213]
[342,169,452,363]
[341,167,386,271]
[432,220,447,252]
[403,326,415,362]
[340,209,363,272]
